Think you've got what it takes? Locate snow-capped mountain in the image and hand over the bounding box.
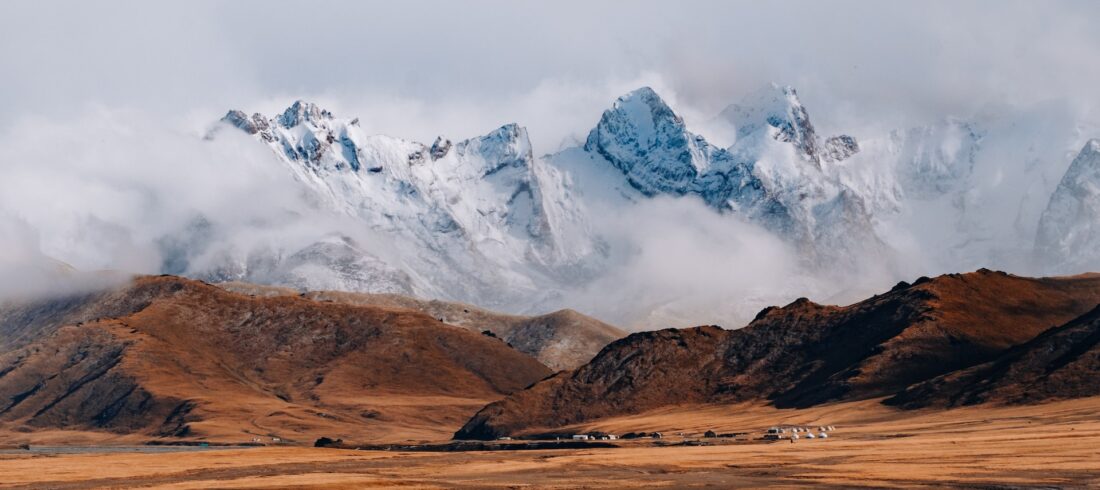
[856,100,1092,274]
[190,86,1098,327]
[203,101,598,308]
[719,84,860,166]
[581,85,883,265]
[581,87,775,213]
[1036,140,1100,271]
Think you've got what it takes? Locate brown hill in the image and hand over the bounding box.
[456,269,1100,439]
[496,309,626,372]
[887,304,1100,408]
[0,272,171,351]
[219,285,625,371]
[0,276,551,444]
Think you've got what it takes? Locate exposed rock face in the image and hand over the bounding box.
[429,136,452,160]
[1035,139,1100,272]
[0,276,552,442]
[822,135,860,162]
[455,270,1100,439]
[221,110,259,135]
[888,304,1100,408]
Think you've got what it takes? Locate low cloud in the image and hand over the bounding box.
[561,196,816,329]
[1,1,1099,326]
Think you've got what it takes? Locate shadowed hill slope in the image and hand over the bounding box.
[456,270,1100,439]
[0,276,551,444]
[887,304,1100,408]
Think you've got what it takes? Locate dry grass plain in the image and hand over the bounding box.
[2,397,1099,489]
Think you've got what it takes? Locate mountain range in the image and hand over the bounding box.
[6,269,1100,445]
[184,85,1100,327]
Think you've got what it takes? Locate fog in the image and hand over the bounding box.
[1,1,1098,327]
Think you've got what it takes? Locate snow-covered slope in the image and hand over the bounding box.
[719,84,861,166]
[858,101,1091,274]
[581,85,883,266]
[1036,140,1100,271]
[204,101,597,308]
[191,87,1097,329]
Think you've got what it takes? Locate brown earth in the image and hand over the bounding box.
[889,303,1100,408]
[0,276,551,445]
[457,269,1100,439]
[219,283,626,371]
[1,397,1098,488]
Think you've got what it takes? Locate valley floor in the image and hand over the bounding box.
[2,397,1099,489]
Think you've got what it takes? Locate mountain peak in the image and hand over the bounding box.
[616,86,670,110]
[582,87,703,188]
[218,109,268,134]
[722,83,820,161]
[456,123,534,176]
[1085,138,1100,155]
[1036,138,1100,269]
[722,83,860,164]
[278,100,332,128]
[593,87,685,150]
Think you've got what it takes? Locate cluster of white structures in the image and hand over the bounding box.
[763,425,836,441]
[571,434,620,441]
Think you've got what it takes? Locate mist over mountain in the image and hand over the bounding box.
[2,1,1099,330]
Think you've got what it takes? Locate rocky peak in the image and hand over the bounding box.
[722,84,859,165]
[723,84,819,161]
[277,100,332,128]
[221,110,257,134]
[1065,139,1100,176]
[1035,139,1100,270]
[457,123,534,177]
[217,110,271,141]
[430,136,453,160]
[583,87,722,198]
[583,87,689,171]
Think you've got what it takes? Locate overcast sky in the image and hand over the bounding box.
[2,0,1098,149]
[2,0,1099,323]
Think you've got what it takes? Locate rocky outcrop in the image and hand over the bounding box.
[822,135,860,162]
